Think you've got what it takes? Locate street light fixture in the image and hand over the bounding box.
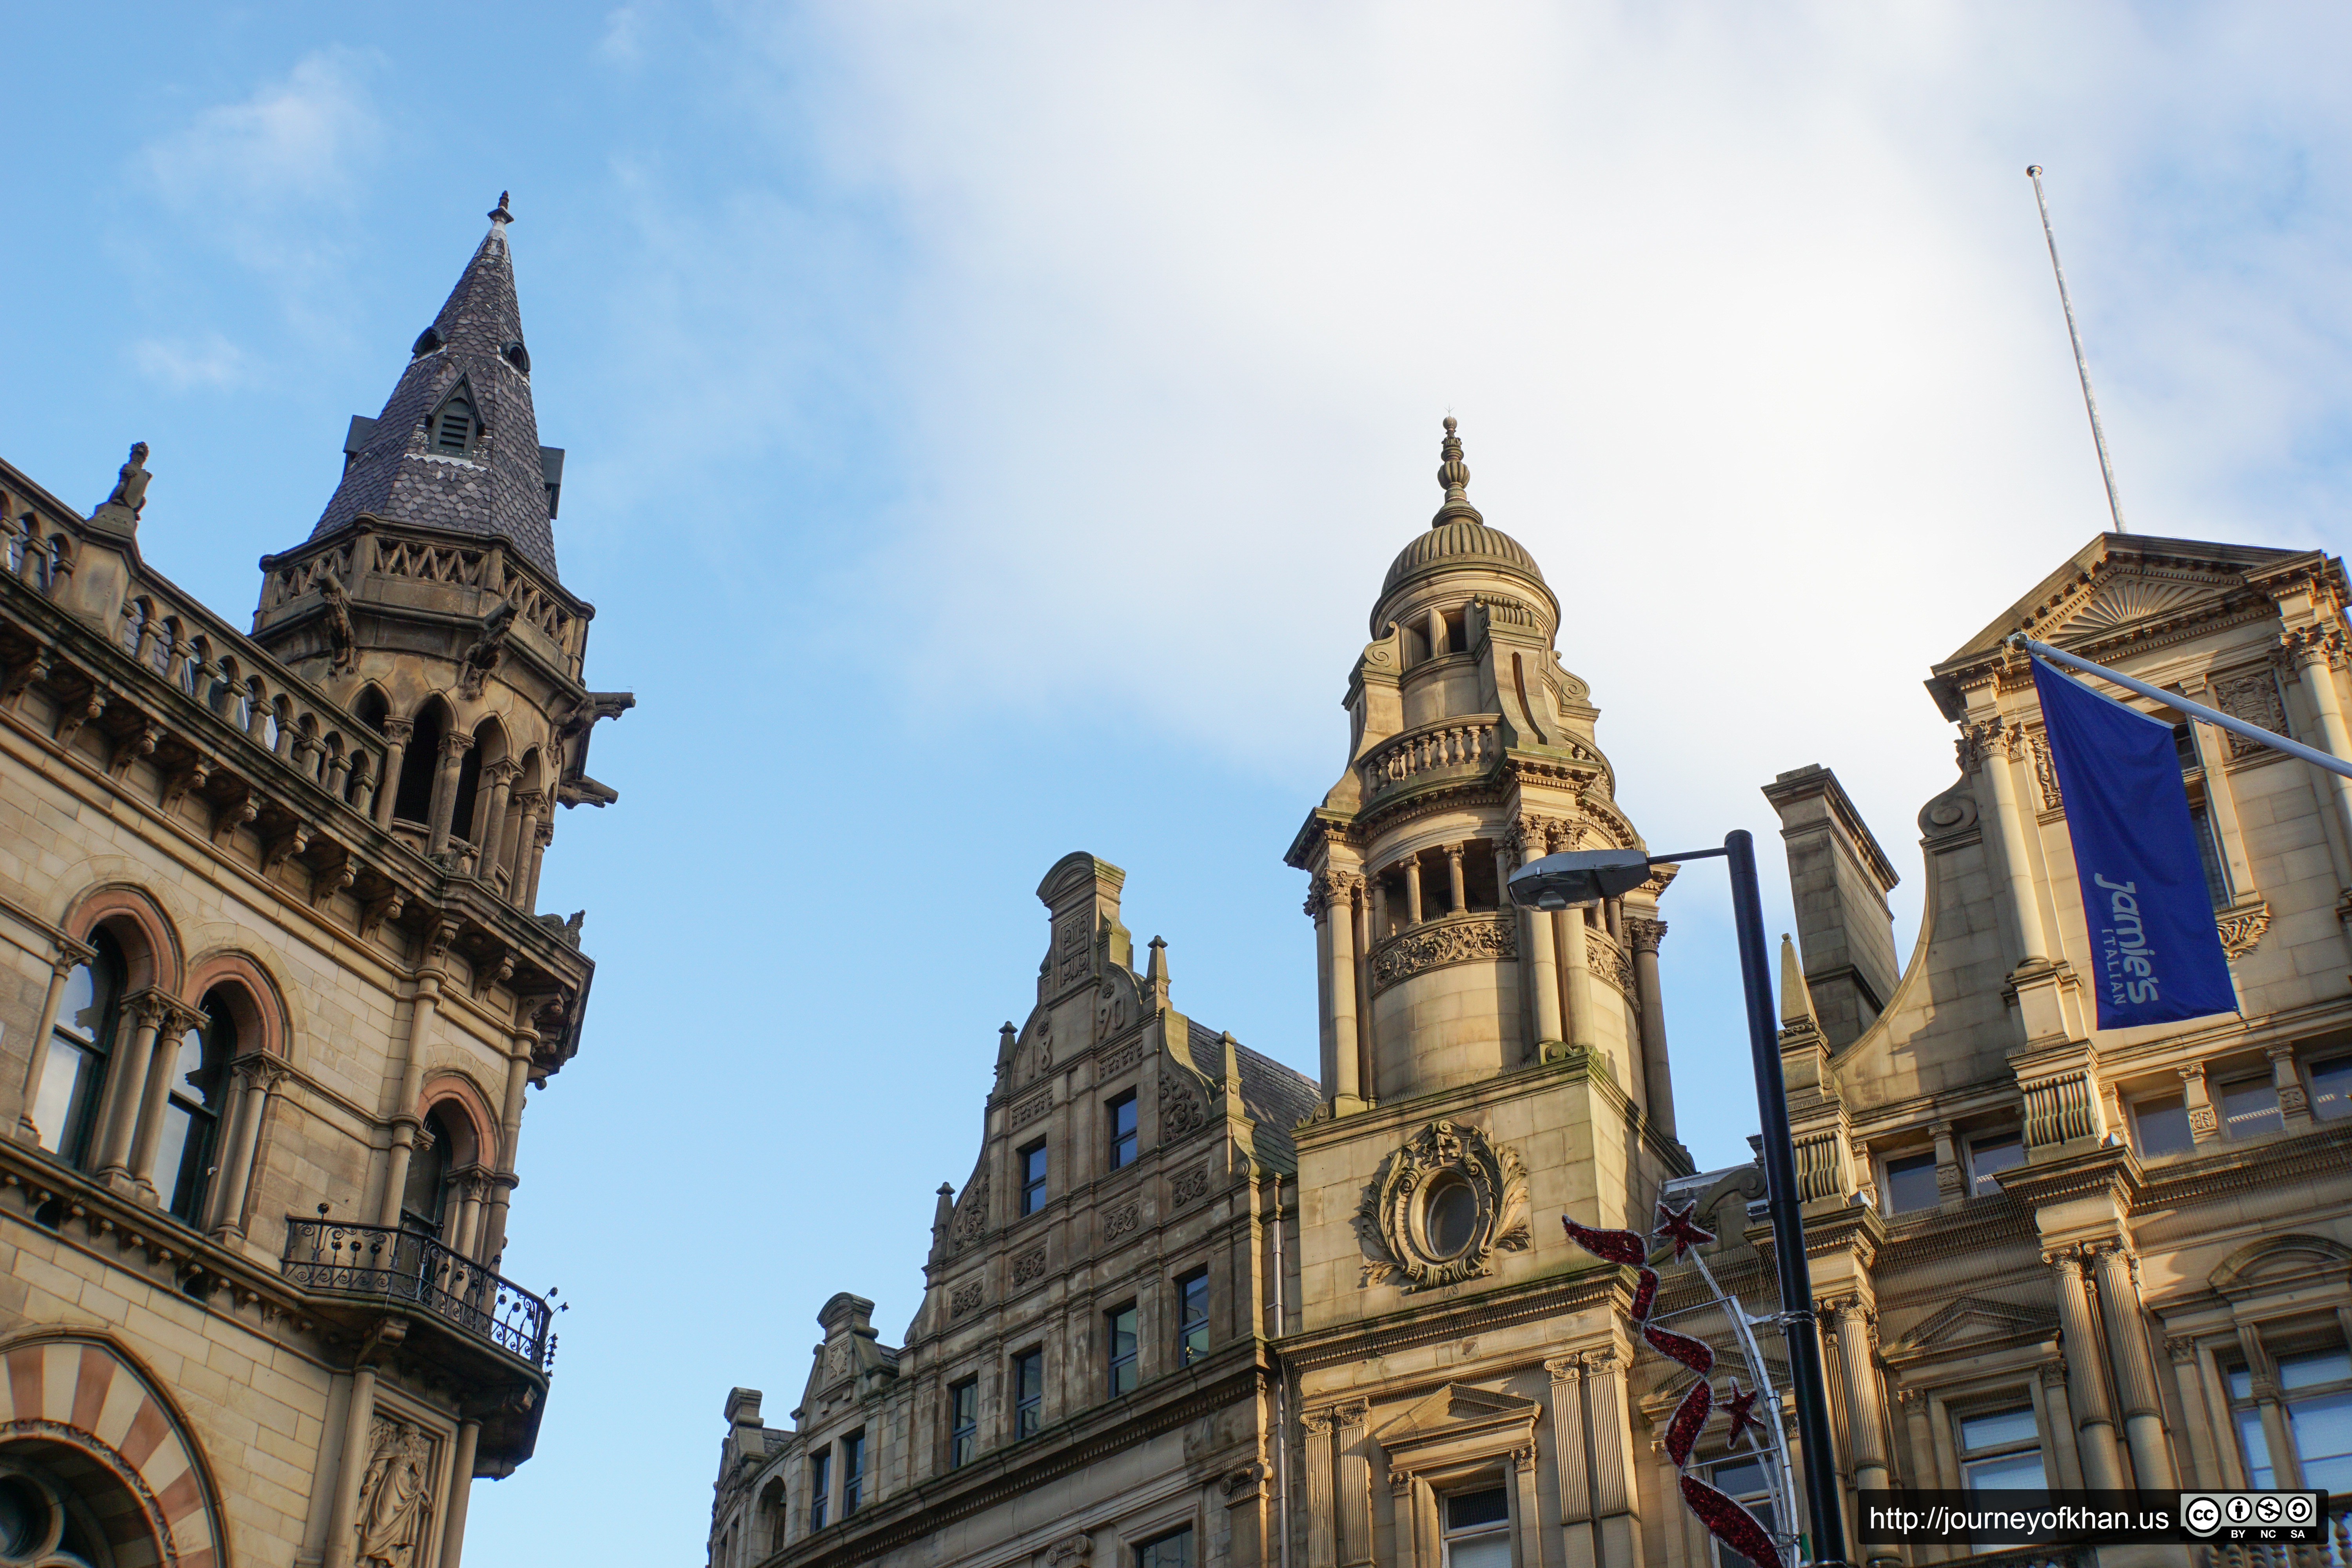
[1508,829,1849,1568]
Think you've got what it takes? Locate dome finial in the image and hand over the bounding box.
[489,191,513,225]
[1433,415,1482,527]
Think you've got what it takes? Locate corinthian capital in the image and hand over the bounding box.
[1624,916,1668,955]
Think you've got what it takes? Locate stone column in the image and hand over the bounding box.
[1512,826,1564,1049]
[2090,1245,2175,1487]
[1545,1356,1596,1568]
[475,758,521,886]
[1828,1299,1891,1493]
[426,730,476,856]
[15,946,90,1145]
[479,1007,538,1265]
[127,1004,203,1200]
[348,755,378,820]
[91,992,171,1186]
[2048,1250,2126,1488]
[1403,856,1424,925]
[1972,717,2051,965]
[1583,1348,1644,1568]
[2165,1337,2222,1488]
[1930,1120,1966,1209]
[205,1057,280,1238]
[439,1417,482,1568]
[374,968,446,1228]
[1625,917,1675,1137]
[523,817,552,911]
[2287,632,2352,861]
[2270,1042,2314,1130]
[2039,1359,2085,1490]
[1303,1408,1337,1568]
[1445,844,1466,913]
[376,720,412,827]
[1556,902,1596,1054]
[323,1361,381,1568]
[2180,1062,2221,1144]
[508,789,546,904]
[1350,886,1376,1109]
[451,1171,486,1258]
[1388,1471,1421,1568]
[1510,1445,1541,1568]
[2235,1324,2297,1488]
[1326,873,1361,1110]
[1336,1403,1372,1568]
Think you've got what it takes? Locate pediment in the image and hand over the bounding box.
[1375,1383,1541,1455]
[1944,534,2301,664]
[2211,1233,2352,1295]
[1895,1295,2056,1354]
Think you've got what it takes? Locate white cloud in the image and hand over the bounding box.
[597,3,2352,947]
[131,333,250,390]
[141,48,383,285]
[599,7,645,66]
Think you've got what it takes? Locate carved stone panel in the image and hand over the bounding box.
[355,1414,437,1568]
[1370,913,1518,993]
[1160,1070,1208,1143]
[1354,1120,1530,1291]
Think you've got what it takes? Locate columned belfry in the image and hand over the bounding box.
[1284,417,1682,1134]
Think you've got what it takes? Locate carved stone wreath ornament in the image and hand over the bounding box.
[1355,1120,1531,1291]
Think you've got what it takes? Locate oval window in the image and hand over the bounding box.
[1422,1172,1480,1259]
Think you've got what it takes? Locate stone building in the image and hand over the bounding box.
[708,429,2352,1568]
[0,195,627,1566]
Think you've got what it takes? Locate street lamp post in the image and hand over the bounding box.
[1509,829,1849,1568]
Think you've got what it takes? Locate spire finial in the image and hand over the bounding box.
[489,191,513,225]
[1778,933,1818,1028]
[1433,416,1482,527]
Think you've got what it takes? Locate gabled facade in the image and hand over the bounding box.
[1755,531,2352,1557]
[0,196,627,1567]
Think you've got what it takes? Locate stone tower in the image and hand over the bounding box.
[0,195,623,1567]
[1278,419,1693,1568]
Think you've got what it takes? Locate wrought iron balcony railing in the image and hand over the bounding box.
[281,1218,552,1369]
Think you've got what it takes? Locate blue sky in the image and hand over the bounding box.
[8,4,2352,1561]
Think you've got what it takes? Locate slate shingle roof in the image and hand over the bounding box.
[309,204,560,577]
[1187,1022,1318,1172]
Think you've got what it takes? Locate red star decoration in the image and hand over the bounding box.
[1653,1200,1716,1259]
[1721,1379,1763,1447]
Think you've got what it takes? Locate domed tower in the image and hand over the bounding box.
[249,194,632,908]
[1285,418,1678,1125]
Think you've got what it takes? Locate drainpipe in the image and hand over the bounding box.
[1269,1174,1292,1568]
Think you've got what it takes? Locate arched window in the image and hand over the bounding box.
[428,386,478,457]
[153,995,232,1225]
[392,702,446,825]
[401,1107,458,1240]
[0,1448,131,1564]
[353,684,390,734]
[33,931,124,1167]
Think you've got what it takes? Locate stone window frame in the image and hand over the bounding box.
[1889,1352,2074,1492]
[1112,1497,1203,1568]
[2163,1239,2352,1492]
[1379,1406,1541,1568]
[1875,1142,1941,1217]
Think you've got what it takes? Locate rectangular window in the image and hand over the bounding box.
[1108,1091,1139,1170]
[2236,1348,2352,1492]
[840,1430,864,1515]
[2130,1093,2194,1156]
[809,1448,830,1531]
[1014,1348,1044,1439]
[1704,1458,1780,1568]
[1441,1486,1511,1568]
[1107,1301,1139,1397]
[2312,1054,2352,1122]
[2174,724,2232,909]
[949,1379,978,1469]
[1021,1140,1049,1216]
[2220,1077,2283,1140]
[1135,1526,1193,1568]
[1177,1270,1210,1366]
[1956,1406,2046,1490]
[1882,1151,1940,1213]
[1966,1132,2024,1198]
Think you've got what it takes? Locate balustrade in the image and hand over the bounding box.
[280,1217,553,1368]
[1358,714,1501,798]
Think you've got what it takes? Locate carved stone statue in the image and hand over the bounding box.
[355,1416,435,1567]
[320,574,359,674]
[457,599,515,698]
[89,442,152,536]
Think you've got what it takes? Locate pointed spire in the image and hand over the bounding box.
[1145,935,1171,1009]
[931,1182,955,1234]
[1779,933,1818,1028]
[301,195,559,576]
[1432,415,1484,528]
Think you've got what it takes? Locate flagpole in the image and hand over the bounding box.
[2007,633,2352,783]
[2027,165,2129,535]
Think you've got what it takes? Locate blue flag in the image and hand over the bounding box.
[2029,657,2238,1029]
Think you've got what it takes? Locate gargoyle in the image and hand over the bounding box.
[319,575,359,674]
[457,600,516,699]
